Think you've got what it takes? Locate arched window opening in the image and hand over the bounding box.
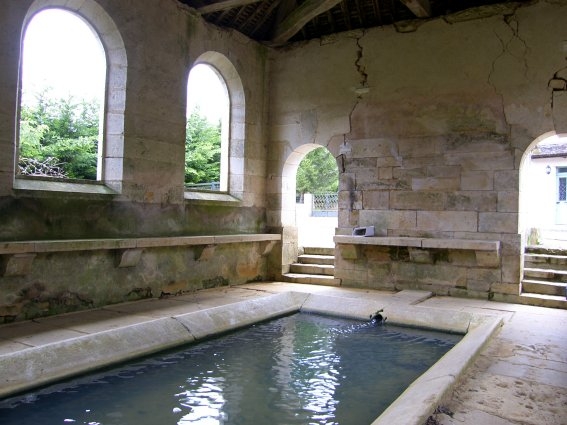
[18,8,106,181]
[185,64,230,192]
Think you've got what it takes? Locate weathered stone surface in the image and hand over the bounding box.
[359,210,417,231]
[417,211,478,232]
[479,212,518,234]
[412,177,460,191]
[409,248,433,263]
[391,191,445,210]
[362,190,390,209]
[460,171,494,190]
[497,191,518,213]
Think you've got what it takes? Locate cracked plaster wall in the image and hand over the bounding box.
[268,0,567,298]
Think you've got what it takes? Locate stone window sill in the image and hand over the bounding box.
[184,191,241,206]
[13,177,118,198]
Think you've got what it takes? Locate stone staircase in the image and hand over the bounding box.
[282,247,341,286]
[522,246,567,302]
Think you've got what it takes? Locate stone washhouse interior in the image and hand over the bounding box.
[1,0,567,424]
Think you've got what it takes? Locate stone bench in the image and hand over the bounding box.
[334,236,501,267]
[0,234,281,276]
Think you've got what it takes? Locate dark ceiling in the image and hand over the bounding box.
[177,0,526,47]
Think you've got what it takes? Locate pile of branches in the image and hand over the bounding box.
[18,157,67,178]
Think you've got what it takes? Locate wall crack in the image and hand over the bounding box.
[488,5,529,92]
[487,5,527,135]
[354,31,368,96]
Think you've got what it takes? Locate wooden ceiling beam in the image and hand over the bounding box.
[249,0,283,37]
[198,0,263,15]
[397,0,431,17]
[272,0,343,45]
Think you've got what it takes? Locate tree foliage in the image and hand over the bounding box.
[19,91,100,180]
[296,147,339,195]
[185,107,221,185]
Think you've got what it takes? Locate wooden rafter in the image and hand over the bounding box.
[249,0,283,36]
[340,0,351,30]
[397,0,430,17]
[272,0,343,45]
[198,0,263,15]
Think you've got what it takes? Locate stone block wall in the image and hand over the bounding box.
[268,0,567,300]
[0,0,274,321]
[0,241,272,323]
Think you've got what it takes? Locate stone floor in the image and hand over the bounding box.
[0,282,565,425]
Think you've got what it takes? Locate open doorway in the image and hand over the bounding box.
[521,132,567,248]
[295,146,338,249]
[519,132,567,300]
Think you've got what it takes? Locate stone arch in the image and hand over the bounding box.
[190,51,245,197]
[20,0,127,191]
[281,143,324,227]
[279,142,339,274]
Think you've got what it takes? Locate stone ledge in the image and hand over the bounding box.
[13,178,118,197]
[334,236,500,252]
[183,191,241,205]
[0,234,281,255]
[334,236,501,267]
[0,235,281,273]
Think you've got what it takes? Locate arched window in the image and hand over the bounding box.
[18,8,106,181]
[16,1,127,194]
[185,64,230,192]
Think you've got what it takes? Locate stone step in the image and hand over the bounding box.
[522,279,567,297]
[524,253,567,269]
[523,267,567,281]
[282,273,341,286]
[525,246,567,256]
[290,263,334,276]
[519,293,567,309]
[303,246,334,256]
[298,254,334,265]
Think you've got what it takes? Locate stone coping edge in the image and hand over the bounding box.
[372,315,503,425]
[0,291,307,399]
[334,235,500,252]
[0,234,281,255]
[0,290,501,425]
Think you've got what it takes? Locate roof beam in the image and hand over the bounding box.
[272,0,343,45]
[198,0,263,15]
[397,0,431,17]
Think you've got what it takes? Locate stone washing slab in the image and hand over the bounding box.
[0,289,502,425]
[334,236,501,267]
[0,234,281,255]
[334,235,500,251]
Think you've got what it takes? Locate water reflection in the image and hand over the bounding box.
[176,377,226,424]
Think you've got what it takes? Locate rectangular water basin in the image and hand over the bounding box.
[0,290,502,424]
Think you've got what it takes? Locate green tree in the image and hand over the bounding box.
[185,108,221,186]
[296,147,339,196]
[19,91,100,180]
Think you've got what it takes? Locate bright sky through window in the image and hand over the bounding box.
[21,8,106,106]
[187,64,228,125]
